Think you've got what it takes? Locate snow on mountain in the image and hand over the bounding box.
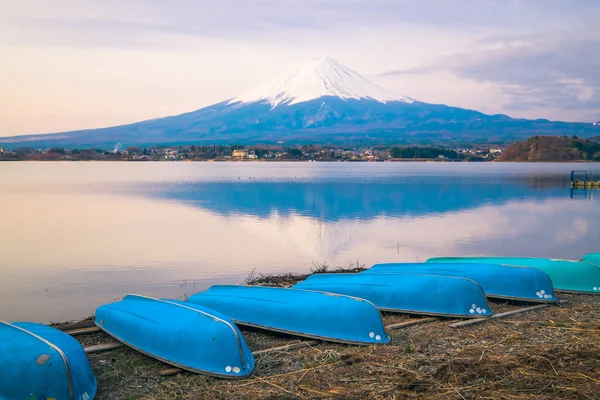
[230,58,414,108]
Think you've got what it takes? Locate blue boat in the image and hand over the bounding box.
[0,321,97,400]
[293,274,493,318]
[428,257,600,294]
[362,263,557,302]
[583,253,600,269]
[187,285,389,344]
[95,294,255,378]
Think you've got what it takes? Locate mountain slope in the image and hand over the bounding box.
[230,58,413,107]
[1,58,599,148]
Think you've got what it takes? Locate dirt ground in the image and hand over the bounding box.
[60,270,599,400]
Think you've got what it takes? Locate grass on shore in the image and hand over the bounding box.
[62,267,599,400]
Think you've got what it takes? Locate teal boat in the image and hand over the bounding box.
[95,294,255,378]
[0,321,97,400]
[583,253,600,268]
[187,285,389,345]
[428,257,600,294]
[362,263,557,302]
[293,273,493,318]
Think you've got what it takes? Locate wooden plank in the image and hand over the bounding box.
[159,367,185,376]
[385,317,438,330]
[84,342,122,354]
[53,319,96,331]
[160,318,441,377]
[449,304,549,328]
[449,300,569,328]
[252,340,319,356]
[160,319,441,376]
[160,340,321,376]
[65,326,101,336]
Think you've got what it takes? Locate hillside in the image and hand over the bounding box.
[499,136,600,161]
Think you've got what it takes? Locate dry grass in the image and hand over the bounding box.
[244,265,366,287]
[66,272,599,400]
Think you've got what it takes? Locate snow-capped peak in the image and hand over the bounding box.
[229,58,414,108]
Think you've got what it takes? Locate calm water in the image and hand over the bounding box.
[1,162,598,323]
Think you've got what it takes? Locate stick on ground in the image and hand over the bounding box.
[449,301,568,328]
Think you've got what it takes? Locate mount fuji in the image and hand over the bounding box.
[1,58,598,148]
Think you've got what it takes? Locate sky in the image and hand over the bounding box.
[0,0,599,137]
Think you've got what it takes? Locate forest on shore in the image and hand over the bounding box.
[499,136,600,161]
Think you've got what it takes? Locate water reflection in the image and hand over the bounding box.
[570,187,596,200]
[150,181,571,221]
[0,162,598,323]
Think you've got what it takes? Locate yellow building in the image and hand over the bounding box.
[232,150,248,158]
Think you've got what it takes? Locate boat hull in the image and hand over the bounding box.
[0,321,97,400]
[583,253,600,269]
[293,274,492,318]
[362,263,557,302]
[187,286,389,345]
[95,294,255,378]
[427,257,600,294]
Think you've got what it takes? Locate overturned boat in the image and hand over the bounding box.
[363,262,558,302]
[293,273,493,318]
[95,294,255,378]
[583,252,600,269]
[427,257,600,294]
[187,285,389,345]
[0,321,97,400]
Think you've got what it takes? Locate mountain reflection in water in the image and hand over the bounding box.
[150,180,571,221]
[0,162,597,323]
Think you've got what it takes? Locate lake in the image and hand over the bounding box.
[1,162,598,323]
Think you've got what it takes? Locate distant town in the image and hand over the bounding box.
[2,135,598,162]
[0,144,502,162]
[0,145,503,161]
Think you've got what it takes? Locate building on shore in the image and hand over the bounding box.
[232,149,249,158]
[232,149,257,159]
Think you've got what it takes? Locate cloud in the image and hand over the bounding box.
[3,0,596,48]
[1,0,599,134]
[380,27,600,119]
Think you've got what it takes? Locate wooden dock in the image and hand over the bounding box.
[570,170,598,188]
[571,180,600,188]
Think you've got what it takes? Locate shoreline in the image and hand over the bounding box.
[2,158,600,163]
[52,268,600,400]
